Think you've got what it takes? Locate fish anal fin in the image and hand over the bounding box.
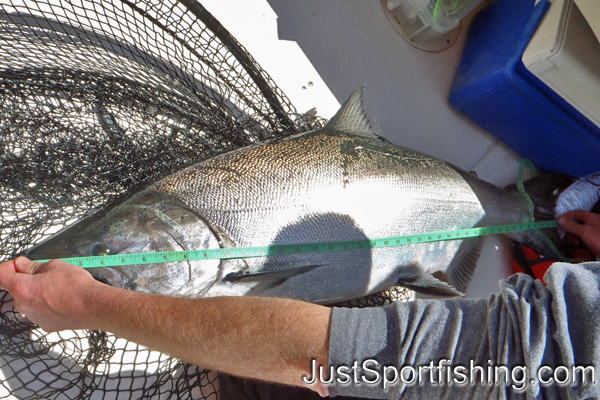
[444,237,484,294]
[325,85,376,138]
[223,264,323,291]
[398,273,464,297]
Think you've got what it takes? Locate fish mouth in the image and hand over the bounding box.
[24,243,69,263]
[24,241,138,291]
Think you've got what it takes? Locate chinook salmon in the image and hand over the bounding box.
[25,87,586,303]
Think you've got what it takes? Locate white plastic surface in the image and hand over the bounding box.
[523,0,600,129]
[575,0,600,42]
[522,0,569,66]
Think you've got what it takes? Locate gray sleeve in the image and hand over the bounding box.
[326,262,600,399]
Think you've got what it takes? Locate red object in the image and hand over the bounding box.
[511,234,596,284]
[511,244,554,284]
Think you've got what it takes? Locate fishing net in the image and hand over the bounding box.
[0,0,412,399]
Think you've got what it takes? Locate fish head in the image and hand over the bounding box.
[26,191,222,297]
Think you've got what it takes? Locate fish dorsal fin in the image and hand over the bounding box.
[325,85,376,138]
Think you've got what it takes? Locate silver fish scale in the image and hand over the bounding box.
[152,129,485,301]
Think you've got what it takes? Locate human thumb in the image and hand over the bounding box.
[14,256,42,274]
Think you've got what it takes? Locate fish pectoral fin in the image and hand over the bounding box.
[398,273,464,297]
[222,264,324,290]
[325,85,376,138]
[444,237,484,294]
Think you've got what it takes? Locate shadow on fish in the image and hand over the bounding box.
[26,87,589,303]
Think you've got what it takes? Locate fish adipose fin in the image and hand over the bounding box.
[397,273,464,297]
[442,237,484,294]
[222,264,323,290]
[325,85,376,138]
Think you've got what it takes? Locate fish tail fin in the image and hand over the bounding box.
[504,171,594,260]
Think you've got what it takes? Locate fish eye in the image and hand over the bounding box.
[64,243,72,251]
[91,243,112,256]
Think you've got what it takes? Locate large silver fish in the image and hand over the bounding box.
[26,87,579,303]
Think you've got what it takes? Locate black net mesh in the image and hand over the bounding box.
[0,1,412,398]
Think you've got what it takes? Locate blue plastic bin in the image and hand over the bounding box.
[449,0,600,177]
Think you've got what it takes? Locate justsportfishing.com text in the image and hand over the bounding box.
[303,359,596,391]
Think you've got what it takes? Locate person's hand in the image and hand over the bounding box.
[558,210,600,259]
[0,257,102,332]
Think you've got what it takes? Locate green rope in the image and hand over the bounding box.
[516,159,578,262]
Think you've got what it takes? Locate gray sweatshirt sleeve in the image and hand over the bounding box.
[326,262,600,399]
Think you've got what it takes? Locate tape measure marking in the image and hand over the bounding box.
[35,220,559,269]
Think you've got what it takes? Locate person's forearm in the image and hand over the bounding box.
[85,282,331,390]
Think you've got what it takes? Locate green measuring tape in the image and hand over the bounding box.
[36,160,572,269]
[37,220,559,269]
